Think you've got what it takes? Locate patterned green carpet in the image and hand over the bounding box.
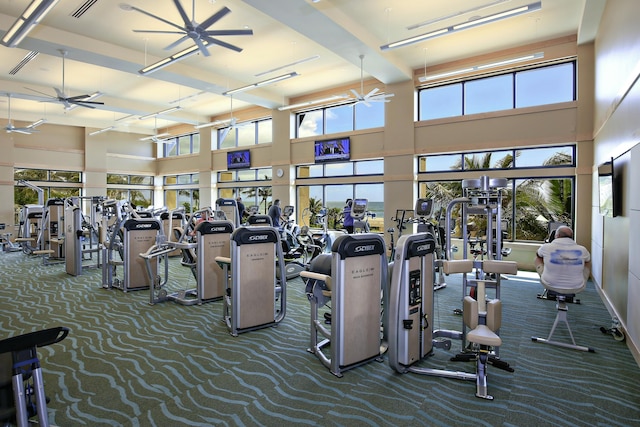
[1,250,639,426]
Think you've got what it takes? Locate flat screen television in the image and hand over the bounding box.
[227,149,251,170]
[314,137,350,163]
[598,157,618,217]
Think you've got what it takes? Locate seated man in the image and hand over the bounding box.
[535,225,591,292]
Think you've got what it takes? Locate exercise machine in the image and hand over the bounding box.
[415,198,448,291]
[33,198,65,263]
[160,208,186,257]
[215,198,240,228]
[216,226,287,336]
[15,205,43,255]
[0,327,69,427]
[300,233,387,377]
[104,217,161,291]
[351,198,371,233]
[64,197,102,276]
[141,219,234,305]
[0,223,22,253]
[387,231,516,400]
[444,176,510,265]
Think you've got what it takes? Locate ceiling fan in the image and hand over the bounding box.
[125,1,253,57]
[140,118,171,143]
[218,94,248,141]
[4,94,45,135]
[25,50,105,110]
[350,55,394,107]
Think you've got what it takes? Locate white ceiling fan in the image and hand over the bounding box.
[4,94,46,135]
[25,50,105,110]
[218,94,250,141]
[350,55,394,107]
[140,117,171,143]
[125,1,253,57]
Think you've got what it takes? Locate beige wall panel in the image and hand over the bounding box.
[415,105,577,154]
[14,146,84,171]
[14,123,84,152]
[156,155,199,176]
[104,133,154,158]
[106,155,156,175]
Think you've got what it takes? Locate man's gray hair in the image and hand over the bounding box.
[555,225,573,239]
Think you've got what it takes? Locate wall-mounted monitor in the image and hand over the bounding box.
[314,137,350,163]
[598,157,620,217]
[227,149,251,170]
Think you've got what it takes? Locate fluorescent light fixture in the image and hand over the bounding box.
[222,72,299,96]
[381,1,541,51]
[89,126,115,136]
[419,52,543,82]
[1,0,60,47]
[407,0,510,30]
[138,43,205,75]
[139,132,170,141]
[139,106,182,120]
[278,95,349,111]
[194,119,231,130]
[254,55,319,77]
[383,28,450,50]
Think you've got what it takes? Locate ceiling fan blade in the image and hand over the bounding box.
[133,29,185,35]
[349,89,361,99]
[129,5,186,33]
[199,6,231,30]
[54,87,66,98]
[194,38,210,57]
[205,29,254,36]
[172,0,191,28]
[65,94,95,101]
[370,93,395,101]
[219,127,231,142]
[24,87,54,99]
[364,87,380,99]
[164,35,190,51]
[202,36,243,53]
[68,101,102,109]
[72,100,104,105]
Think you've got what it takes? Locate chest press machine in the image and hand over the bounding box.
[387,231,517,400]
[300,233,387,377]
[216,226,287,336]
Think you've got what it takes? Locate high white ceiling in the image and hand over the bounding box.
[0,0,601,136]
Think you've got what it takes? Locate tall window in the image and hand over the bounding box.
[164,173,199,212]
[418,145,575,242]
[419,61,576,121]
[162,133,200,157]
[296,159,384,231]
[296,101,385,138]
[14,168,82,206]
[217,167,272,214]
[217,118,272,149]
[106,173,154,207]
[296,183,384,232]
